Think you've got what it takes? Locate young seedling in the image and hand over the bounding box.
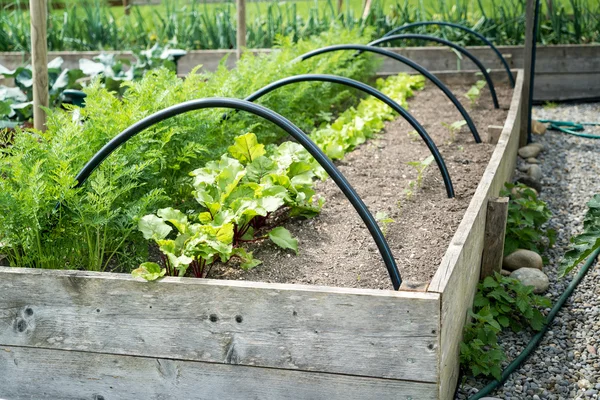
[441,119,467,143]
[375,211,394,236]
[465,79,487,107]
[406,130,420,142]
[407,155,435,188]
[403,180,416,200]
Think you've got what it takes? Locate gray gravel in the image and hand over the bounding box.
[457,103,600,400]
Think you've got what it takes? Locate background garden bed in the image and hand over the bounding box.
[0,70,523,399]
[2,44,596,101]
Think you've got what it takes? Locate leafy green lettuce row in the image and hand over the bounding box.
[310,74,425,160]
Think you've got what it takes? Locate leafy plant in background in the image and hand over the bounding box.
[0,45,186,127]
[501,183,555,256]
[559,194,600,277]
[460,273,551,379]
[441,119,467,143]
[0,57,84,126]
[1,0,598,52]
[465,79,487,107]
[79,44,185,96]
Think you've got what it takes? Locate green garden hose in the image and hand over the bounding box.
[468,246,600,400]
[538,119,600,139]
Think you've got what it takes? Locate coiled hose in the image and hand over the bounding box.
[468,247,600,400]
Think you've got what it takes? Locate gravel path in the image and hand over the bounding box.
[457,103,600,400]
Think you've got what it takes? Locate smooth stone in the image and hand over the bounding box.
[518,164,531,172]
[510,268,550,294]
[518,145,542,158]
[527,157,540,164]
[528,164,543,181]
[501,269,512,277]
[516,176,543,193]
[529,142,545,151]
[503,249,544,271]
[480,398,503,400]
[532,120,547,135]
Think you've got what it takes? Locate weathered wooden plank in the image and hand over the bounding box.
[0,267,440,382]
[0,345,437,400]
[520,0,537,146]
[480,197,509,279]
[29,0,49,131]
[429,69,524,400]
[236,0,246,60]
[487,125,504,144]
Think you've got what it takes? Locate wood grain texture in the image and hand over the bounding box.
[480,197,509,279]
[28,0,48,131]
[236,0,246,60]
[429,70,524,400]
[0,267,440,383]
[520,0,537,146]
[0,345,438,400]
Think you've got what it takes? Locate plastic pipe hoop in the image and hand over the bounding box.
[294,44,482,143]
[368,34,499,109]
[243,73,454,198]
[382,21,515,88]
[72,98,404,290]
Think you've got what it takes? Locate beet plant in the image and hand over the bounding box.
[134,133,320,280]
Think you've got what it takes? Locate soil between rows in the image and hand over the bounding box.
[212,83,512,290]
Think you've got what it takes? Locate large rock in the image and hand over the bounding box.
[529,142,544,151]
[510,268,549,294]
[518,164,531,173]
[503,249,543,271]
[528,164,543,181]
[532,120,547,135]
[518,145,542,159]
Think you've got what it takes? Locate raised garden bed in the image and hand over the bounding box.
[0,69,524,399]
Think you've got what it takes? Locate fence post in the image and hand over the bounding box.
[236,0,246,61]
[520,0,538,146]
[29,0,49,132]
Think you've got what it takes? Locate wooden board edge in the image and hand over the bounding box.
[0,345,439,400]
[428,68,524,293]
[0,266,438,301]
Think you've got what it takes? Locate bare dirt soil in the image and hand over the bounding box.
[212,83,512,290]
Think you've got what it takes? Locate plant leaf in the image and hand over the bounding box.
[132,262,166,281]
[268,227,298,254]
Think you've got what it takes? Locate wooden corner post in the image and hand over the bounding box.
[29,0,49,132]
[236,0,246,61]
[480,197,509,279]
[519,0,537,147]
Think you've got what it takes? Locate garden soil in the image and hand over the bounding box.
[212,83,512,290]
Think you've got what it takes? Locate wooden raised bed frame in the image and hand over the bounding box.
[0,70,524,399]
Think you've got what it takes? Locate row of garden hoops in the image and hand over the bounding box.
[66,22,514,291]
